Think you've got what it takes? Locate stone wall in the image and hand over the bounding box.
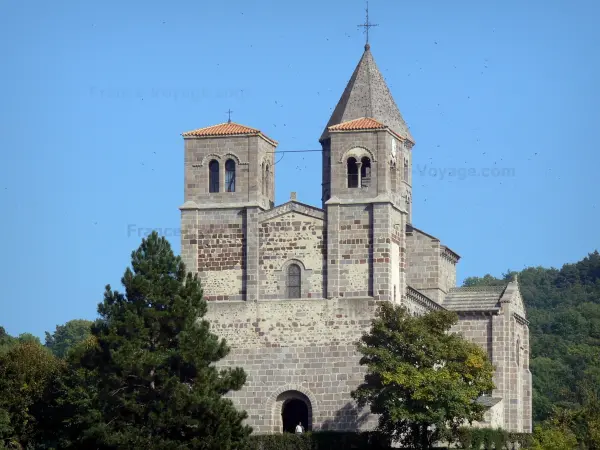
[450,314,493,361]
[184,135,252,203]
[258,207,325,299]
[326,204,372,298]
[450,308,531,433]
[328,131,382,200]
[205,298,379,433]
[191,208,245,301]
[440,247,458,294]
[471,400,505,430]
[405,226,458,304]
[258,136,276,209]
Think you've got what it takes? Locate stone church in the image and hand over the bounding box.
[179,43,532,435]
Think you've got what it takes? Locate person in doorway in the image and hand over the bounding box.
[295,422,304,434]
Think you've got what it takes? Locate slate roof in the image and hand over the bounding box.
[182,122,277,146]
[476,396,503,408]
[443,285,507,312]
[320,45,414,143]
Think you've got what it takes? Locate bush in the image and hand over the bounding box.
[455,427,532,449]
[247,429,532,449]
[247,431,390,450]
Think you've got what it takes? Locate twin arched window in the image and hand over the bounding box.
[225,159,236,192]
[209,160,219,193]
[347,157,358,188]
[361,157,371,187]
[208,159,236,193]
[347,156,372,188]
[286,264,301,299]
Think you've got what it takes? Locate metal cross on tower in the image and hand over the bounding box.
[226,109,233,123]
[358,1,378,46]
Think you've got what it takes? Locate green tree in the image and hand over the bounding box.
[50,231,250,449]
[0,328,15,356]
[352,303,495,449]
[0,340,63,449]
[531,423,578,450]
[45,319,93,358]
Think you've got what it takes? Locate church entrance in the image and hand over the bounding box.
[281,398,309,433]
[274,390,312,433]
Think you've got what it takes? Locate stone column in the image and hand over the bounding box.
[326,204,340,299]
[180,208,198,274]
[371,203,392,301]
[245,207,260,301]
[491,313,508,424]
[523,324,533,432]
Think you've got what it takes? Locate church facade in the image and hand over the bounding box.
[179,44,532,434]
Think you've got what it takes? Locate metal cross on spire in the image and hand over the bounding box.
[358,1,378,48]
[226,109,233,123]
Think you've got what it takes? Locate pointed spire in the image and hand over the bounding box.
[320,46,414,143]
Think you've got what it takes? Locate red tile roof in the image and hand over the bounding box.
[182,122,277,145]
[328,117,386,131]
[328,117,408,142]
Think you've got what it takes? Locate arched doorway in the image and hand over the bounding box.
[282,398,309,433]
[274,390,312,433]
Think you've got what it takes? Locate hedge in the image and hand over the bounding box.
[455,427,533,449]
[247,431,391,450]
[247,428,533,449]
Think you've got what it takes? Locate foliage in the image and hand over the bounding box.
[0,329,44,356]
[0,328,14,356]
[0,340,63,449]
[455,427,531,449]
[247,431,390,450]
[44,319,92,358]
[531,421,578,450]
[351,303,495,449]
[41,231,251,449]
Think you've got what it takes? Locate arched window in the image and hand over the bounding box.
[361,157,371,187]
[209,160,219,193]
[403,158,409,182]
[225,159,236,192]
[261,162,266,195]
[347,157,358,188]
[287,264,301,299]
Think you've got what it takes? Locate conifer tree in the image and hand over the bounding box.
[58,232,250,449]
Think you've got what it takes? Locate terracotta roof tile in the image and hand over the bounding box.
[328,117,386,131]
[328,117,407,142]
[182,122,277,145]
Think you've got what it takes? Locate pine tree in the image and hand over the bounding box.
[57,232,250,449]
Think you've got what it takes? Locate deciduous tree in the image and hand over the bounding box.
[0,340,62,448]
[45,319,93,358]
[352,304,494,449]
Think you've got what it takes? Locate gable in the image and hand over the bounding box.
[511,287,527,319]
[259,201,324,223]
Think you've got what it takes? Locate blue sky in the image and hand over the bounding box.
[1,0,598,339]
